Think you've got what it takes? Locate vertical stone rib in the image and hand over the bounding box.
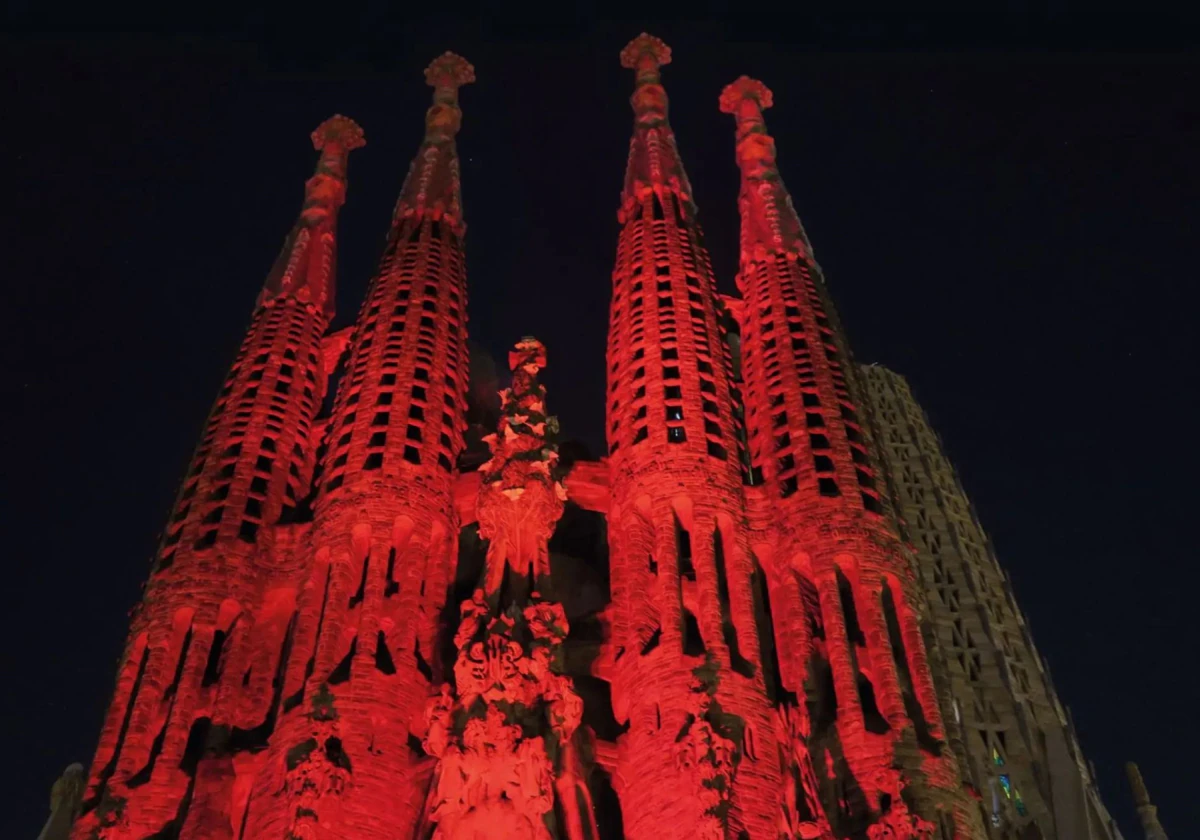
[817,572,865,736]
[857,574,907,728]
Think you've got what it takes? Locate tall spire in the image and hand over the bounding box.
[603,34,783,840]
[618,33,694,221]
[394,51,474,233]
[260,114,365,316]
[71,117,364,839]
[719,76,811,262]
[1127,763,1169,840]
[722,78,986,837]
[237,53,476,840]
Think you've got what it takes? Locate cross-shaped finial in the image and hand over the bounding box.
[311,115,366,152]
[425,52,476,91]
[719,76,774,115]
[620,33,672,71]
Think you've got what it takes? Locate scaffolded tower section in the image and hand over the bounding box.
[858,363,1127,838]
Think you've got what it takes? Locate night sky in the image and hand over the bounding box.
[4,7,1198,837]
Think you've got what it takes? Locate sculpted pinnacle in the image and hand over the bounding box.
[311,114,366,152]
[620,33,671,70]
[719,76,774,114]
[425,52,476,92]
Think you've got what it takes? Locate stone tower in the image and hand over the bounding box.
[602,33,781,840]
[719,75,983,839]
[857,363,1128,839]
[70,113,364,839]
[238,51,476,840]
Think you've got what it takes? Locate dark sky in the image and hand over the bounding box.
[4,6,1197,837]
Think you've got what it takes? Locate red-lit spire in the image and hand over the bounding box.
[618,33,695,221]
[719,77,811,263]
[235,54,475,840]
[723,80,985,837]
[394,51,474,233]
[260,115,365,316]
[603,35,783,840]
[70,117,363,840]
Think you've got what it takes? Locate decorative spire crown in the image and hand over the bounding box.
[721,75,811,261]
[258,115,364,316]
[311,114,366,153]
[719,76,774,115]
[617,33,694,216]
[425,52,476,95]
[621,32,671,78]
[394,52,473,231]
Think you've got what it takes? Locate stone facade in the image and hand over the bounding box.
[856,363,1125,839]
[65,34,1137,840]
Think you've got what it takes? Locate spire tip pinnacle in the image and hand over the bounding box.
[311,115,366,152]
[425,52,475,91]
[510,336,547,373]
[720,76,773,114]
[1126,762,1151,806]
[620,33,671,70]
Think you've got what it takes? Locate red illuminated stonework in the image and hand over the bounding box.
[71,39,1012,840]
[720,75,985,838]
[603,33,781,840]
